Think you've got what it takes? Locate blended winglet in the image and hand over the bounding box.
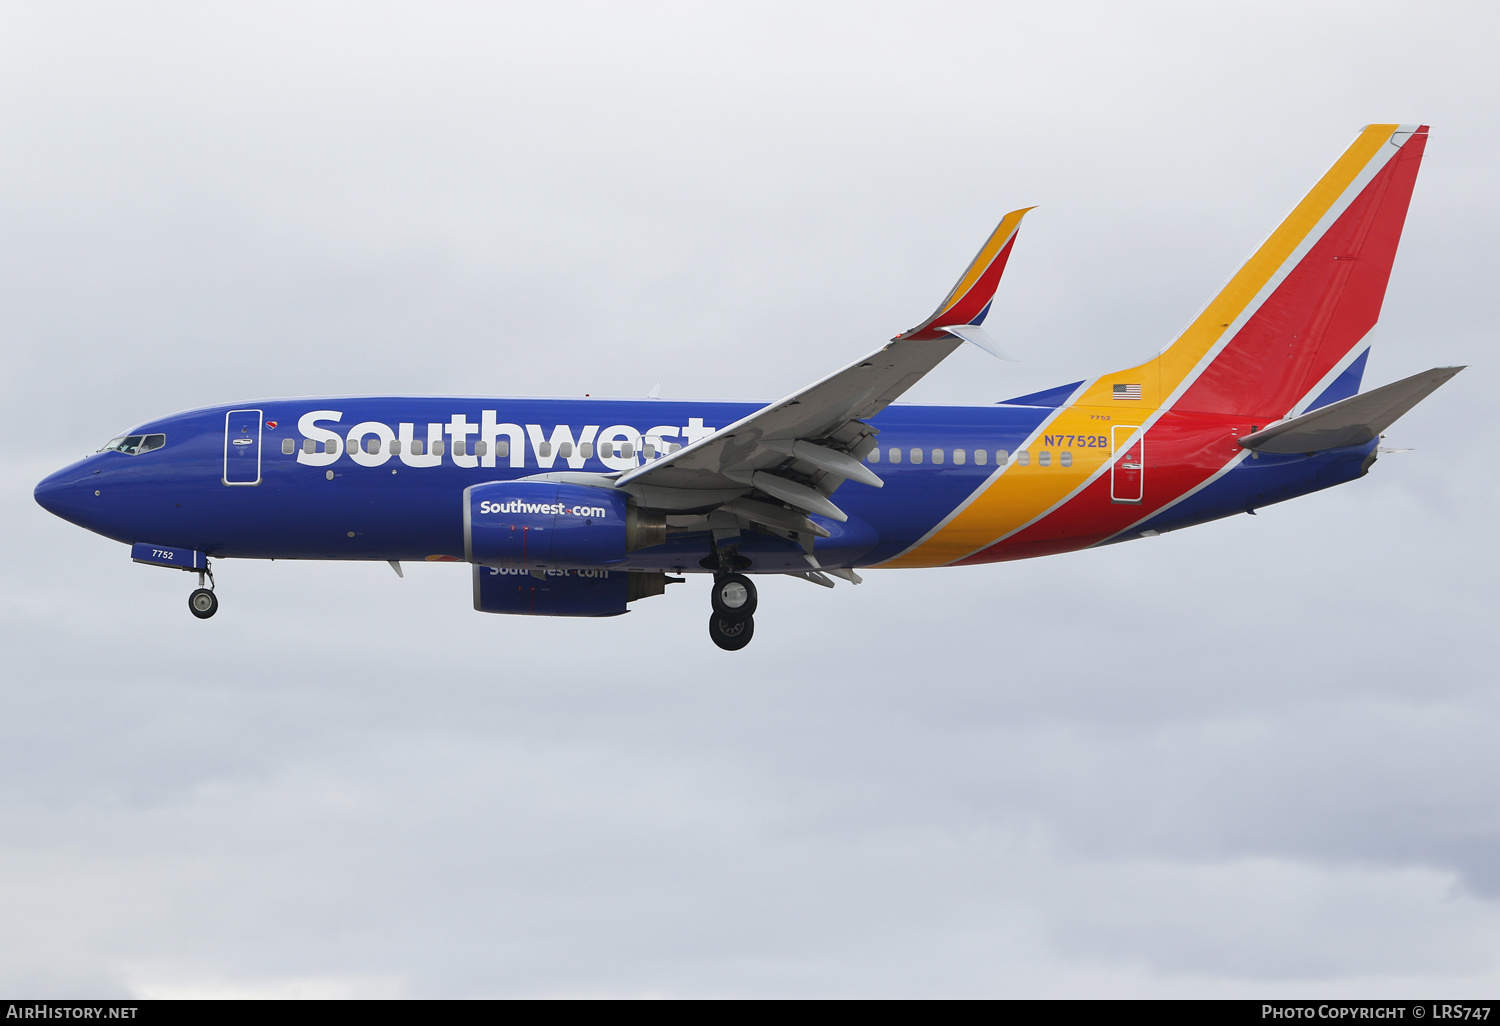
[895,206,1034,342]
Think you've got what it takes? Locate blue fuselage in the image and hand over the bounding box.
[34,395,1372,575]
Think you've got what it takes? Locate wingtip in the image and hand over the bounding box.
[894,205,1037,343]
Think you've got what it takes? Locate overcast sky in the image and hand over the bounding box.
[2,0,1497,997]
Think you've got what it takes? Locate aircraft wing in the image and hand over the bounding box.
[613,208,1034,526]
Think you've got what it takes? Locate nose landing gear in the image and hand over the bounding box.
[708,572,757,651]
[189,588,218,619]
[187,564,217,620]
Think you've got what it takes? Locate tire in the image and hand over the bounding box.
[711,573,757,619]
[188,588,218,619]
[708,612,754,651]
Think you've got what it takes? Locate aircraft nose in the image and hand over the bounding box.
[34,463,94,525]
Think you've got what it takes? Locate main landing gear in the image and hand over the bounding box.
[708,572,757,651]
[188,564,218,620]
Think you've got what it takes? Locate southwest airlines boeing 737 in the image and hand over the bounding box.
[34,124,1460,650]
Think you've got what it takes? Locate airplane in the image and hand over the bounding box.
[34,123,1461,651]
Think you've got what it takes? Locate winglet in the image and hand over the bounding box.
[895,206,1034,342]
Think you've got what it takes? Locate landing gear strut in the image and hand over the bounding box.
[188,563,217,620]
[708,571,757,651]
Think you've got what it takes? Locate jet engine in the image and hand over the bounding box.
[463,481,666,569]
[472,565,670,617]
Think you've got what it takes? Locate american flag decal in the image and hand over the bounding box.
[1112,383,1142,400]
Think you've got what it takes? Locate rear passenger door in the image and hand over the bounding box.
[1110,425,1143,504]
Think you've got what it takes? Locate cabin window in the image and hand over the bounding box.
[668,442,682,453]
[1060,451,1073,467]
[472,440,485,457]
[559,442,573,458]
[303,438,316,454]
[910,448,923,465]
[281,439,295,455]
[411,440,424,456]
[621,442,635,458]
[538,442,552,458]
[323,440,338,454]
[495,440,509,458]
[600,441,615,458]
[974,449,987,466]
[643,442,656,458]
[1016,450,1029,466]
[932,449,945,465]
[1038,451,1051,467]
[365,438,381,455]
[391,440,403,454]
[952,448,965,466]
[868,448,880,464]
[888,447,901,464]
[996,449,1009,466]
[432,441,446,456]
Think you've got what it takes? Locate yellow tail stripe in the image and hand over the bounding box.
[879,125,1402,569]
[933,207,1035,318]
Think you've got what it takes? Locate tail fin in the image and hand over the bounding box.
[1093,124,1428,417]
[879,126,1433,571]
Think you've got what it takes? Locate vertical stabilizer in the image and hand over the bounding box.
[1104,123,1429,418]
[879,125,1431,570]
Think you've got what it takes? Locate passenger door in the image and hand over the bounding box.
[1111,425,1143,504]
[223,409,263,486]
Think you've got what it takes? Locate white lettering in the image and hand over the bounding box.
[527,424,599,470]
[475,498,611,518]
[645,424,679,460]
[681,417,715,445]
[295,411,343,467]
[397,423,441,468]
[301,412,716,472]
[596,424,643,471]
[481,412,525,469]
[446,414,479,469]
[346,421,395,467]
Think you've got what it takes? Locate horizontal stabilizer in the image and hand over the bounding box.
[1238,366,1463,454]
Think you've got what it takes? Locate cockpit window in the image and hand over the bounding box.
[99,433,165,455]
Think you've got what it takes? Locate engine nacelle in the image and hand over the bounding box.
[473,566,669,617]
[464,481,664,569]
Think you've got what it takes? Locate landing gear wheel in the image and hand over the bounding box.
[711,573,757,619]
[188,588,218,619]
[708,612,754,651]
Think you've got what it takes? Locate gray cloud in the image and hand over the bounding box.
[1,0,1497,997]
